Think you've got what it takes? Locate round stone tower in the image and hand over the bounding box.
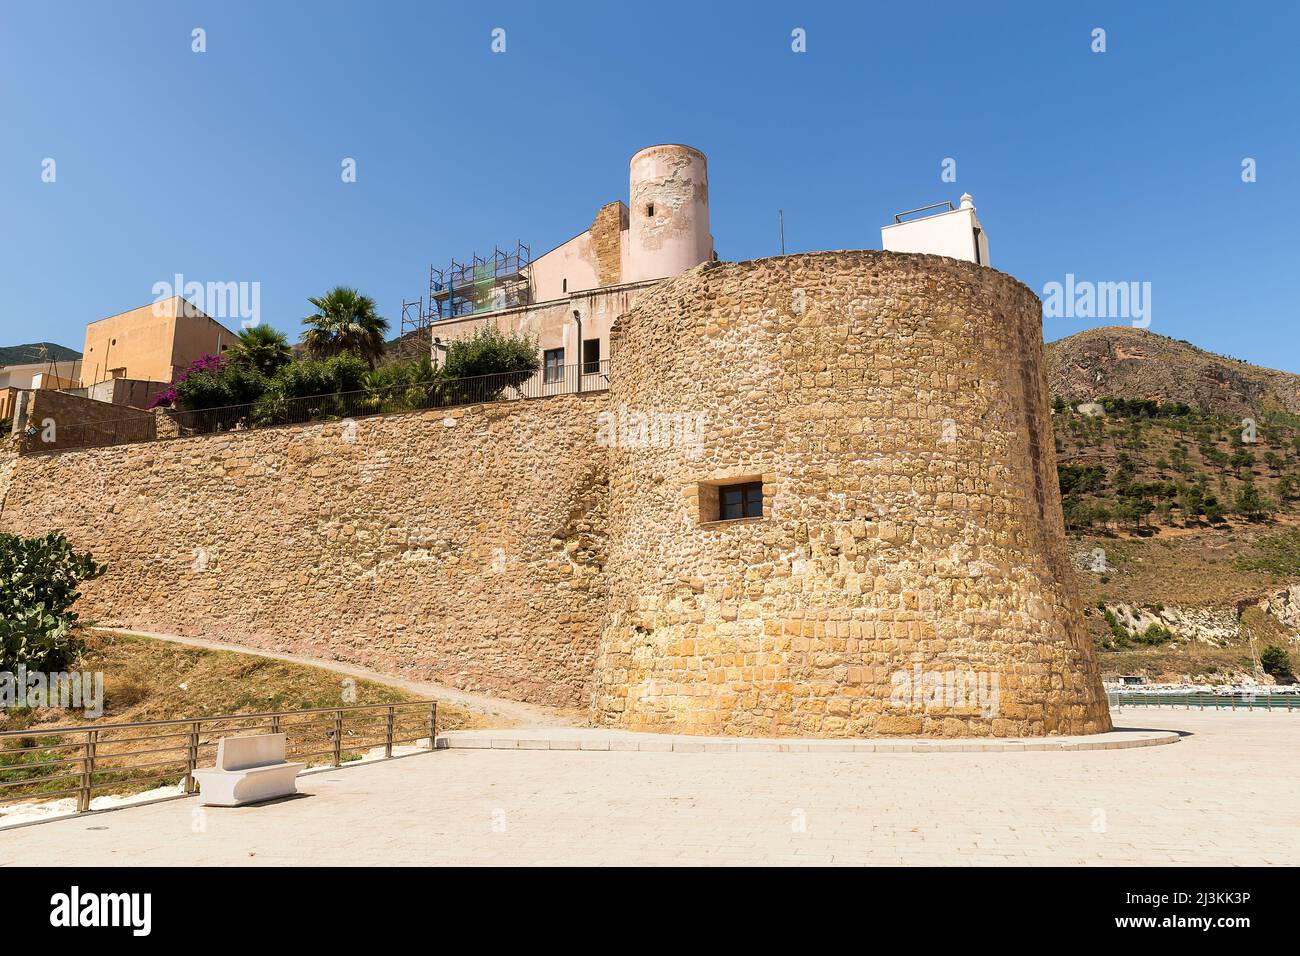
[625,144,713,283]
[592,250,1111,738]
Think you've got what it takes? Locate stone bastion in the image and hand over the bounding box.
[591,250,1112,737]
[0,250,1111,738]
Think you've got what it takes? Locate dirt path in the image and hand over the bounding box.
[99,628,584,729]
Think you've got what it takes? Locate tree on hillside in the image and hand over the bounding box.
[1234,482,1272,521]
[1230,447,1254,478]
[302,287,389,368]
[1177,484,1205,522]
[1278,474,1299,502]
[228,324,292,377]
[1114,497,1147,530]
[1171,444,1191,475]
[1260,645,1295,683]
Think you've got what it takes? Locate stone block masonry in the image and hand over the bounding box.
[592,250,1111,737]
[13,389,155,452]
[0,395,610,707]
[0,250,1111,736]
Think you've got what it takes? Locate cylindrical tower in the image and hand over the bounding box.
[592,250,1112,738]
[625,144,713,283]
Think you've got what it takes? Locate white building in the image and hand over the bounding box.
[881,193,990,266]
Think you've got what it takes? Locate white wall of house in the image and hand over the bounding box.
[881,194,990,266]
[0,359,83,390]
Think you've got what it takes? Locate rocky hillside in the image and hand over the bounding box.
[1045,326,1300,419]
[1046,327,1300,684]
[0,341,82,365]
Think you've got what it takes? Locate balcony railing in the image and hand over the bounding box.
[23,360,609,454]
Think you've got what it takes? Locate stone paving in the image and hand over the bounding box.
[1,709,1296,866]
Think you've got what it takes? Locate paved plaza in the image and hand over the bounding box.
[1,709,1296,866]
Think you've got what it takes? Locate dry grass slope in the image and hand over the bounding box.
[0,631,487,807]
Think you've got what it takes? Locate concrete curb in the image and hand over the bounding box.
[434,728,1180,754]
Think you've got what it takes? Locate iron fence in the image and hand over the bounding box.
[0,700,437,817]
[27,360,609,453]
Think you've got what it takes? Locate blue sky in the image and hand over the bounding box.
[2,1,1297,369]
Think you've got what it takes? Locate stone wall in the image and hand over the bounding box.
[0,395,609,706]
[592,251,1111,737]
[590,201,628,288]
[0,249,1113,737]
[15,389,155,452]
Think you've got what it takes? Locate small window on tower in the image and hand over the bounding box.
[646,203,655,217]
[720,481,764,520]
[697,476,766,525]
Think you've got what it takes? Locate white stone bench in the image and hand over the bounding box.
[192,733,305,807]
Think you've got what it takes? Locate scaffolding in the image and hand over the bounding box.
[397,241,532,359]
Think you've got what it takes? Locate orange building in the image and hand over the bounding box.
[81,297,237,387]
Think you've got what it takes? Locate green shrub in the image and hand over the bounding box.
[0,532,106,672]
[1134,623,1174,646]
[1101,608,1130,648]
[265,353,368,400]
[173,355,268,412]
[1260,645,1295,683]
[252,353,369,424]
[441,325,539,382]
[359,356,442,414]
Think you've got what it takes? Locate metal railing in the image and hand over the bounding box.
[0,700,437,816]
[26,360,610,454]
[23,412,158,451]
[892,200,956,223]
[1107,691,1300,710]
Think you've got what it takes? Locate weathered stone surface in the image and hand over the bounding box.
[0,395,609,707]
[592,251,1111,737]
[0,251,1110,737]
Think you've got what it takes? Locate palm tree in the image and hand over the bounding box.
[228,324,292,376]
[301,287,389,368]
